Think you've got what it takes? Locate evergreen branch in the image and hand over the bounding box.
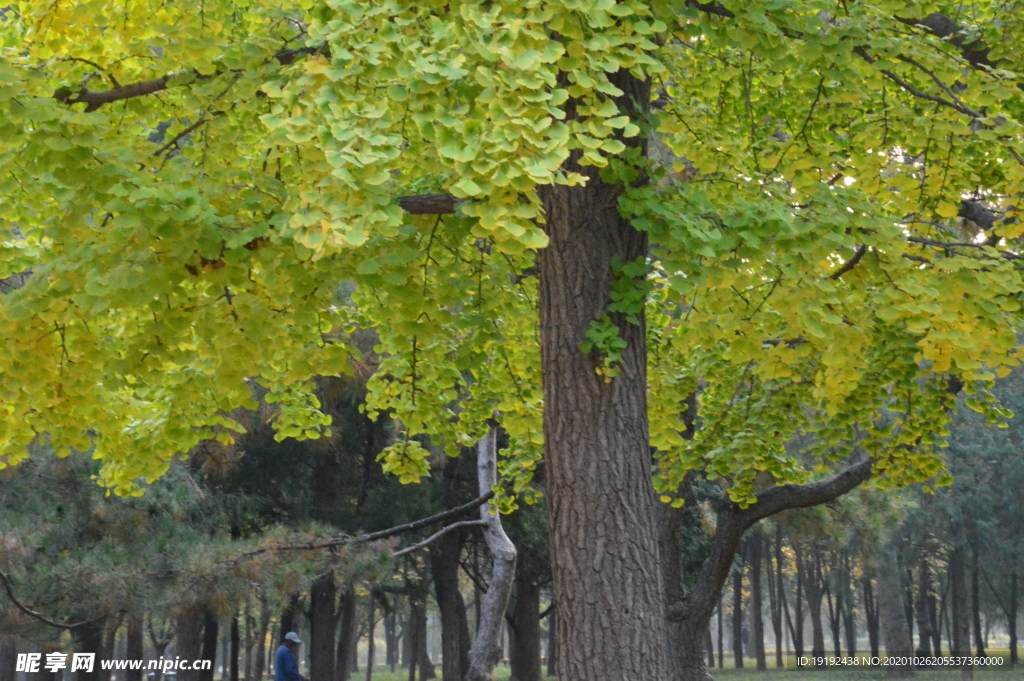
[0,570,111,630]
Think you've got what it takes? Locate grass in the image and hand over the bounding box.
[357,657,1019,681]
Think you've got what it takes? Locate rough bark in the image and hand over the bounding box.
[74,619,105,681]
[878,548,914,678]
[465,425,517,681]
[660,501,700,681]
[546,609,556,680]
[537,67,666,681]
[309,572,337,681]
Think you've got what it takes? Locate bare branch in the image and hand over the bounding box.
[397,193,460,215]
[392,520,488,558]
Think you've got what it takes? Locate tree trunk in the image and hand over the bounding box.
[365,596,375,681]
[842,555,856,658]
[416,604,435,680]
[971,543,985,657]
[806,554,826,667]
[660,501,693,681]
[537,67,665,681]
[546,608,556,680]
[254,594,271,681]
[732,555,745,669]
[717,597,723,670]
[127,614,144,681]
[788,544,805,665]
[750,533,766,671]
[877,549,914,678]
[950,546,973,681]
[0,636,15,681]
[825,581,841,658]
[384,598,398,673]
[465,425,518,681]
[175,611,206,681]
[863,577,880,660]
[231,616,241,681]
[430,532,469,681]
[74,619,105,681]
[336,587,358,681]
[281,598,300,646]
[770,528,784,669]
[905,569,915,650]
[1010,571,1018,667]
[704,628,714,670]
[310,573,337,681]
[200,610,219,681]
[508,557,542,681]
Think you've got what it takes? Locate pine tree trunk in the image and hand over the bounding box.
[231,616,241,681]
[384,598,398,673]
[200,610,219,681]
[806,555,826,667]
[717,597,723,669]
[950,546,973,681]
[430,532,469,681]
[537,68,665,681]
[254,594,271,681]
[365,597,375,681]
[1010,572,1018,667]
[508,560,542,681]
[310,573,337,681]
[336,587,358,681]
[790,544,805,665]
[877,549,914,678]
[971,544,985,657]
[733,556,745,669]
[750,533,766,671]
[176,611,206,681]
[771,529,785,669]
[127,614,144,681]
[863,578,880,660]
[842,556,856,658]
[0,635,15,681]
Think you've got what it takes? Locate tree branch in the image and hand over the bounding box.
[0,571,110,630]
[830,244,867,280]
[53,43,329,111]
[392,520,488,558]
[739,455,874,526]
[396,193,461,215]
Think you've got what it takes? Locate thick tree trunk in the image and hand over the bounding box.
[878,549,914,678]
[750,533,766,671]
[175,611,205,681]
[309,573,337,681]
[200,610,219,681]
[74,619,105,681]
[537,68,665,681]
[281,598,300,645]
[127,614,145,681]
[336,587,359,681]
[430,532,469,681]
[508,556,542,681]
[416,604,435,680]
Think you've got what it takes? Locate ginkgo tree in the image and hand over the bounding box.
[3,0,1024,679]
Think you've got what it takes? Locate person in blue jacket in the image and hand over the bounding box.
[275,632,305,681]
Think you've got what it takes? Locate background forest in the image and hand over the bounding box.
[1,364,1023,681]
